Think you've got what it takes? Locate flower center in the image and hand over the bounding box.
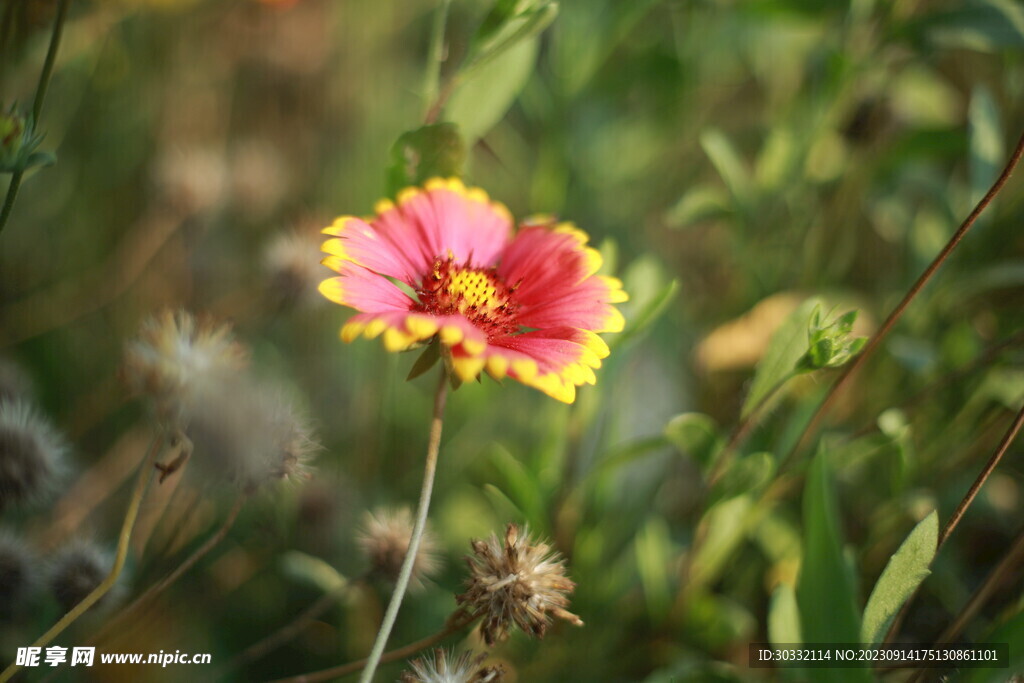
[415,258,520,337]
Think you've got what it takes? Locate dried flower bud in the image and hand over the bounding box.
[184,378,317,491]
[49,542,115,614]
[456,523,583,646]
[122,310,248,422]
[0,532,37,619]
[357,507,441,591]
[0,400,67,510]
[263,227,326,308]
[400,649,504,683]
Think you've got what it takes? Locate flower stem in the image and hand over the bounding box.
[781,128,1024,473]
[422,0,452,119]
[0,0,70,239]
[0,432,162,683]
[269,610,478,683]
[358,367,449,683]
[91,492,247,645]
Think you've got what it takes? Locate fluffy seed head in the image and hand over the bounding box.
[49,542,114,614]
[357,507,441,590]
[122,310,248,422]
[400,649,505,683]
[184,378,318,491]
[456,523,583,646]
[263,227,326,308]
[0,401,67,510]
[0,532,37,618]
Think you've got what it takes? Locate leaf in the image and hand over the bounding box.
[915,0,1024,52]
[466,0,558,73]
[446,37,539,143]
[485,444,545,526]
[796,450,870,682]
[664,413,722,471]
[741,297,822,419]
[635,516,674,621]
[700,128,752,210]
[708,452,776,506]
[406,342,441,381]
[613,256,679,350]
[665,184,730,229]
[280,551,347,593]
[689,495,754,590]
[860,511,938,645]
[386,123,466,196]
[768,583,803,646]
[969,85,1003,211]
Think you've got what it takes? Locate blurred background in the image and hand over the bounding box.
[0,0,1022,680]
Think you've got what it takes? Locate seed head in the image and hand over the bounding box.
[123,310,248,422]
[184,378,318,491]
[49,542,115,614]
[456,523,583,646]
[400,649,505,683]
[263,227,326,308]
[0,400,67,510]
[357,507,441,591]
[0,531,37,618]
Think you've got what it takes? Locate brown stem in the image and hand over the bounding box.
[266,611,480,683]
[91,493,247,645]
[708,374,794,486]
[781,129,1024,472]
[884,403,1024,645]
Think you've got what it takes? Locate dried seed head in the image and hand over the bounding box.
[400,649,505,683]
[456,523,583,646]
[49,542,114,614]
[0,531,37,618]
[0,401,67,510]
[357,507,441,591]
[123,310,248,422]
[0,357,33,404]
[184,378,318,491]
[263,227,325,308]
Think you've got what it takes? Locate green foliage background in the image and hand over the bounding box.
[0,0,1022,680]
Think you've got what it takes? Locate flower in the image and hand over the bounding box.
[400,649,504,683]
[122,310,248,421]
[455,523,582,646]
[0,401,67,510]
[357,507,441,590]
[318,178,627,403]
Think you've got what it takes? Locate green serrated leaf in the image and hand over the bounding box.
[742,297,821,418]
[446,37,539,143]
[386,123,466,196]
[861,511,938,645]
[796,450,869,682]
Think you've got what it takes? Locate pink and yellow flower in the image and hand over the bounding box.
[319,178,627,403]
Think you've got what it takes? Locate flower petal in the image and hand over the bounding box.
[318,261,414,313]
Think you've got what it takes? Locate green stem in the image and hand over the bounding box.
[422,0,452,119]
[0,0,70,239]
[0,433,162,683]
[358,368,449,683]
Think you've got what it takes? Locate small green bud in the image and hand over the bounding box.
[0,105,53,174]
[796,305,868,372]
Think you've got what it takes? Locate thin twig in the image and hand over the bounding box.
[781,129,1024,472]
[268,610,479,683]
[91,493,247,646]
[0,432,162,683]
[0,0,70,239]
[884,403,1024,645]
[358,367,449,683]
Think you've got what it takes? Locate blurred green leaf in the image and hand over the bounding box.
[466,0,558,73]
[797,450,869,681]
[682,591,757,651]
[485,444,545,527]
[665,184,730,229]
[969,85,1003,211]
[964,608,1024,683]
[741,297,822,419]
[635,516,674,621]
[709,452,776,506]
[406,342,441,381]
[755,127,798,192]
[861,511,937,645]
[386,123,466,196]
[280,551,347,593]
[913,0,1024,52]
[664,413,722,471]
[768,582,803,646]
[690,494,754,589]
[446,37,539,143]
[614,256,679,350]
[482,483,526,521]
[700,128,752,210]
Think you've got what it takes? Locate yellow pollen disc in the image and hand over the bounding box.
[448,270,500,312]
